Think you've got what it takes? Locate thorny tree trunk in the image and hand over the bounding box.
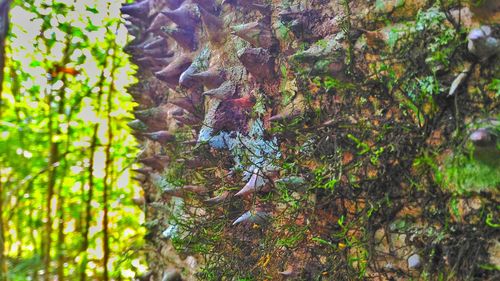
[121,0,499,280]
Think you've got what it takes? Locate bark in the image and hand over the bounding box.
[122,1,500,280]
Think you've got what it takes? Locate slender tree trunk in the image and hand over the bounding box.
[102,49,118,281]
[102,113,111,281]
[43,113,58,281]
[43,34,72,281]
[80,48,110,281]
[56,89,79,281]
[15,208,22,259]
[0,1,11,280]
[27,197,37,280]
[79,124,98,281]
[56,184,65,280]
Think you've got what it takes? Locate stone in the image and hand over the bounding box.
[407,254,422,269]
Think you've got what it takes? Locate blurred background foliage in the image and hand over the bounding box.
[0,0,146,280]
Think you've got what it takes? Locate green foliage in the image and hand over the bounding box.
[0,0,145,279]
[275,20,291,42]
[312,76,354,91]
[442,153,500,194]
[488,79,500,97]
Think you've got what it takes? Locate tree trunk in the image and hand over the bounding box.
[121,1,500,280]
[0,1,11,279]
[43,34,72,281]
[56,181,65,280]
[102,50,117,281]
[79,125,97,281]
[80,45,111,281]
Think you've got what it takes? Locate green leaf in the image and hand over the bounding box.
[85,6,99,14]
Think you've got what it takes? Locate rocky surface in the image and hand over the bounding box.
[122,0,499,280]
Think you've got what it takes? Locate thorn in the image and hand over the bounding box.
[120,1,150,19]
[135,55,174,69]
[142,46,173,58]
[141,130,176,144]
[169,96,200,115]
[153,55,176,66]
[125,33,157,54]
[170,108,184,116]
[127,119,149,132]
[133,104,171,131]
[232,210,269,226]
[181,68,226,89]
[204,190,231,205]
[143,36,167,50]
[132,175,147,183]
[128,92,156,109]
[199,6,226,44]
[133,167,153,176]
[154,55,192,86]
[231,20,274,49]
[146,13,170,33]
[161,3,201,30]
[237,47,275,81]
[139,155,170,171]
[202,80,236,100]
[123,22,142,38]
[134,105,168,123]
[173,114,202,126]
[235,168,266,197]
[161,26,197,51]
[179,64,206,90]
